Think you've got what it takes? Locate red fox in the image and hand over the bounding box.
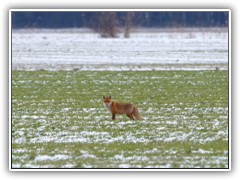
[103,96,142,120]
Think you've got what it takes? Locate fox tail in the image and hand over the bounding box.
[132,106,142,120]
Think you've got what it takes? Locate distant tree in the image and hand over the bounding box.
[93,12,118,38]
[91,12,135,38]
[124,12,133,38]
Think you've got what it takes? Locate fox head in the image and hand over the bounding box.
[103,96,112,106]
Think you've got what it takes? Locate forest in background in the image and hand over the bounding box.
[11,11,229,38]
[12,11,229,29]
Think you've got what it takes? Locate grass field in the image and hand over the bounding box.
[11,70,229,169]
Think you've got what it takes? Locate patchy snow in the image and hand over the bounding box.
[61,164,75,168]
[35,154,69,161]
[80,150,96,159]
[114,154,124,160]
[11,66,228,168]
[119,164,131,168]
[192,149,213,154]
[164,137,177,142]
[12,28,228,71]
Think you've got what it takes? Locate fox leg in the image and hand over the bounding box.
[126,113,134,120]
[112,113,116,120]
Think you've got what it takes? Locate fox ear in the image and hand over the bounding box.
[103,96,105,99]
[109,96,111,99]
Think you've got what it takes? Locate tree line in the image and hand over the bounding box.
[12,11,229,37]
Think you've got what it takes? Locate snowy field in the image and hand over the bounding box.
[11,28,229,169]
[11,71,229,169]
[12,28,228,71]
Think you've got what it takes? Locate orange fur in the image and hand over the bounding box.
[103,96,142,120]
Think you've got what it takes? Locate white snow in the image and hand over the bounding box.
[114,154,124,160]
[80,150,96,159]
[35,154,69,161]
[119,164,131,168]
[12,28,228,71]
[192,149,213,154]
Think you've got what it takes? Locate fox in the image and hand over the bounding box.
[103,96,142,120]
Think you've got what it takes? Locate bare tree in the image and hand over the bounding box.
[93,12,118,38]
[124,12,133,38]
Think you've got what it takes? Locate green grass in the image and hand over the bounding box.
[11,70,229,169]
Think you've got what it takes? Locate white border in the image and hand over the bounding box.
[9,9,231,172]
[9,9,12,173]
[228,9,231,172]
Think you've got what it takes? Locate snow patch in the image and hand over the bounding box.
[12,30,228,71]
[35,154,69,161]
